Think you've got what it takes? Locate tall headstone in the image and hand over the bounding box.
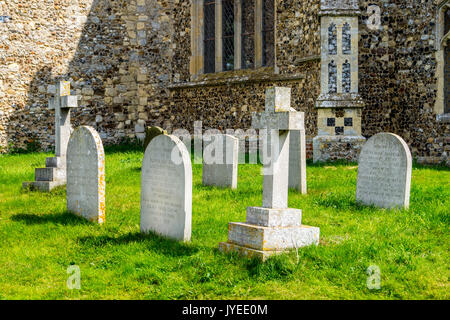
[141,134,192,242]
[219,87,320,260]
[66,126,106,224]
[143,126,167,152]
[356,133,412,209]
[23,81,79,191]
[203,134,238,189]
[289,129,307,194]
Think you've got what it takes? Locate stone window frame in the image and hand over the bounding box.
[190,0,276,80]
[320,16,359,96]
[435,0,450,122]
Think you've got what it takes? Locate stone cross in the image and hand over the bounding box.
[48,81,78,161]
[252,87,304,209]
[22,81,79,192]
[219,87,319,260]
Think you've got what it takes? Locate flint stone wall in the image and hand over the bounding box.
[0,0,448,165]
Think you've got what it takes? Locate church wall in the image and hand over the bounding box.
[0,0,448,165]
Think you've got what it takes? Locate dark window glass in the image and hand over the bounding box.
[328,60,337,93]
[204,0,216,73]
[342,22,351,55]
[343,60,351,93]
[241,0,255,69]
[328,23,337,55]
[262,0,274,67]
[445,8,450,35]
[222,0,235,71]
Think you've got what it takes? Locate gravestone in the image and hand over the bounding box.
[23,81,79,191]
[219,87,319,260]
[356,133,412,209]
[66,126,106,224]
[141,134,192,242]
[143,126,167,151]
[203,134,238,189]
[288,129,307,194]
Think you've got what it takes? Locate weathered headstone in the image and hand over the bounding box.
[203,134,238,189]
[23,81,79,191]
[288,129,307,194]
[141,134,192,242]
[356,133,412,209]
[143,126,167,151]
[66,126,106,223]
[219,87,319,260]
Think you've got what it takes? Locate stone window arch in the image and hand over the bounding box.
[435,0,450,120]
[191,0,275,78]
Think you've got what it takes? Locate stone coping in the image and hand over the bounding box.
[168,72,307,90]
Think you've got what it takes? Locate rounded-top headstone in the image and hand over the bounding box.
[143,126,167,152]
[356,133,412,209]
[141,134,192,242]
[67,126,106,223]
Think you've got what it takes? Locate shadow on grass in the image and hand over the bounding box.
[77,231,199,257]
[313,192,367,211]
[11,211,91,226]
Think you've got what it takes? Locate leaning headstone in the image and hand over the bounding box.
[23,81,79,191]
[66,126,106,223]
[203,134,238,189]
[288,129,307,194]
[141,134,192,242]
[356,133,412,209]
[219,87,319,260]
[143,126,167,151]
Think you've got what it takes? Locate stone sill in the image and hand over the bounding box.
[168,69,306,90]
[436,113,450,123]
[318,9,361,17]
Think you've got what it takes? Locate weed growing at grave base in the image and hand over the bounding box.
[0,151,448,299]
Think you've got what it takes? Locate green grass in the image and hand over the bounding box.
[0,150,448,300]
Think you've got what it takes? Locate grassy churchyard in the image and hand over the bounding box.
[0,147,448,300]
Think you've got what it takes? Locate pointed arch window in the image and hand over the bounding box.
[328,23,337,55]
[328,60,337,94]
[342,22,351,55]
[343,60,351,93]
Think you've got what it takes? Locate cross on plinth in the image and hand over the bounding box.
[218,87,319,260]
[252,87,304,209]
[48,81,78,161]
[22,81,79,192]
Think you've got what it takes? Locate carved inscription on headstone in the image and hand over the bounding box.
[67,126,105,223]
[356,133,412,209]
[141,134,192,241]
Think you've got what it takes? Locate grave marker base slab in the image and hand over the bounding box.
[22,180,66,192]
[219,207,319,260]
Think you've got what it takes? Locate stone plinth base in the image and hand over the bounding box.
[22,156,66,192]
[22,180,66,192]
[219,207,319,260]
[313,135,366,163]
